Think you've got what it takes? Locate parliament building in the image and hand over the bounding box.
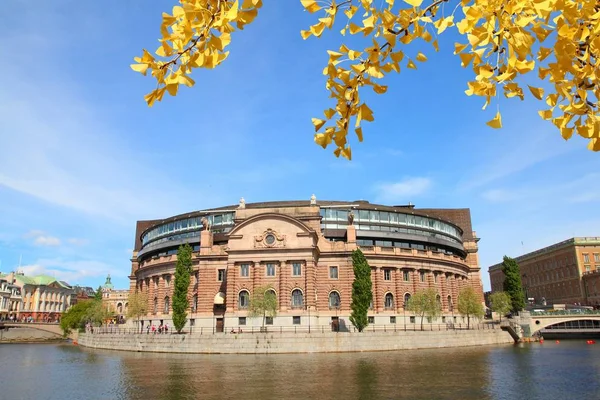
[130,197,484,332]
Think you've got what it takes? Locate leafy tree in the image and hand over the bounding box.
[248,285,278,328]
[349,249,373,332]
[132,1,600,157]
[60,300,96,336]
[127,290,149,333]
[94,285,103,301]
[457,286,484,329]
[406,288,441,330]
[502,256,526,313]
[489,291,512,323]
[172,243,193,333]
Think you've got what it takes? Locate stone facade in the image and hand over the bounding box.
[101,275,129,319]
[489,237,600,305]
[130,199,484,331]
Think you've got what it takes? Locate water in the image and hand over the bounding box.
[1,341,600,400]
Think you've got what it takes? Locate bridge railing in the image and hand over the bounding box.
[530,310,600,316]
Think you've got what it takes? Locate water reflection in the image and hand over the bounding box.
[1,342,600,400]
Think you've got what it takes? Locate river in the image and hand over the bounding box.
[1,341,599,400]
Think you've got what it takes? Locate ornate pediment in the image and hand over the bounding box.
[254,228,286,248]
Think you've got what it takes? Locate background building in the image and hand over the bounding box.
[129,198,484,331]
[488,237,600,306]
[101,274,129,320]
[0,271,74,322]
[0,275,22,320]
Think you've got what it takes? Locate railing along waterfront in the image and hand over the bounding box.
[88,322,499,336]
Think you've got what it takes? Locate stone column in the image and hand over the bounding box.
[200,229,213,255]
[372,266,380,312]
[279,260,286,312]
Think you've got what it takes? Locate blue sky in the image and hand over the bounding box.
[1,0,598,291]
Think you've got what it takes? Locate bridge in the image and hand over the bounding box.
[0,322,66,338]
[529,310,600,333]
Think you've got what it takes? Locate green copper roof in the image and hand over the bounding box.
[103,274,114,289]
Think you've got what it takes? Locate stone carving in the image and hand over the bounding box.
[310,194,316,205]
[239,197,246,209]
[254,228,286,248]
[201,217,211,231]
[348,210,355,225]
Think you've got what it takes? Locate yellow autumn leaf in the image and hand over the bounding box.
[403,0,423,7]
[416,52,427,62]
[300,0,321,13]
[312,118,326,131]
[407,59,417,69]
[355,127,364,142]
[486,112,502,129]
[528,86,544,100]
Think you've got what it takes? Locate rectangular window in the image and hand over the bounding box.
[410,316,416,323]
[165,275,171,287]
[585,265,591,273]
[329,266,338,279]
[595,253,600,263]
[368,316,375,324]
[240,264,249,277]
[420,271,425,282]
[390,316,396,324]
[584,254,590,263]
[403,270,410,281]
[293,316,301,325]
[442,316,446,323]
[194,272,199,284]
[238,317,246,326]
[266,263,276,277]
[383,269,391,281]
[218,269,225,281]
[292,263,302,276]
[265,316,274,325]
[190,319,195,326]
[434,273,438,283]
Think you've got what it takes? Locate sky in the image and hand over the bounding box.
[1,0,598,291]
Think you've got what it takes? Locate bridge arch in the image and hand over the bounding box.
[531,316,600,332]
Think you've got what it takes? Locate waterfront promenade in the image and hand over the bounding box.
[77,323,513,354]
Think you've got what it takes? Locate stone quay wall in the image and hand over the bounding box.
[77,329,513,354]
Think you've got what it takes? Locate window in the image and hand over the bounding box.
[293,316,301,325]
[390,316,396,324]
[292,262,302,276]
[218,269,225,281]
[585,265,591,272]
[194,272,199,284]
[240,264,249,277]
[291,289,304,308]
[404,293,411,309]
[190,319,195,326]
[368,316,375,324]
[434,273,438,283]
[165,275,171,287]
[384,293,394,309]
[447,295,453,311]
[164,296,170,314]
[238,290,249,309]
[383,269,391,281]
[153,297,158,314]
[584,254,590,263]
[192,294,198,312]
[154,277,159,289]
[329,266,338,279]
[266,263,276,277]
[266,289,277,303]
[239,317,246,326]
[329,291,341,309]
[420,271,425,282]
[265,316,274,325]
[595,253,600,263]
[410,316,416,323]
[403,270,410,281]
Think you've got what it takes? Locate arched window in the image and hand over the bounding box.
[403,293,411,310]
[238,290,250,309]
[153,297,158,314]
[192,294,198,312]
[125,303,129,313]
[164,296,170,314]
[447,295,453,311]
[291,289,304,308]
[117,303,123,313]
[329,291,341,309]
[384,293,394,309]
[436,294,441,308]
[265,289,277,302]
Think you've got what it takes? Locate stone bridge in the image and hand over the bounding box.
[0,322,67,338]
[528,312,600,333]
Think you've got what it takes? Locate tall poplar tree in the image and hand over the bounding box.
[349,249,373,332]
[172,243,193,333]
[502,256,526,313]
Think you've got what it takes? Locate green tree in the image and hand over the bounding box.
[489,291,512,323]
[249,285,278,329]
[349,249,373,332]
[94,285,103,301]
[172,243,193,333]
[502,256,526,313]
[127,290,149,333]
[406,288,441,330]
[457,286,484,329]
[60,300,96,336]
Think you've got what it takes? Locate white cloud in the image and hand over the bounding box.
[373,177,432,203]
[34,236,61,247]
[19,258,121,286]
[67,238,89,246]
